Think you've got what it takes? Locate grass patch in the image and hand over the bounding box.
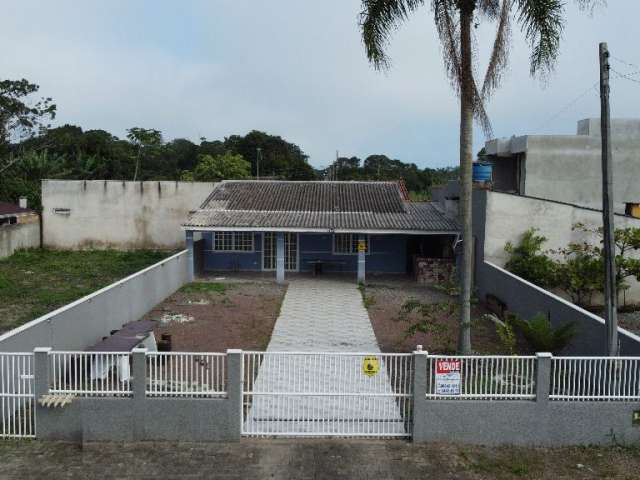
[0,248,172,334]
[358,284,376,309]
[180,282,230,295]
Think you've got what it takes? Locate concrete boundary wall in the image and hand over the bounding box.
[42,180,216,250]
[412,352,640,446]
[0,222,40,259]
[477,261,640,356]
[34,348,242,442]
[0,250,190,353]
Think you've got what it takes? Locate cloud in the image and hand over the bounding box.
[1,1,638,169]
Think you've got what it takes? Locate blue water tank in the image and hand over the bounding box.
[472,162,492,182]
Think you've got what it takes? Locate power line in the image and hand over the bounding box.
[610,54,640,71]
[611,67,640,86]
[533,81,599,133]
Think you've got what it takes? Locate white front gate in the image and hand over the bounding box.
[242,352,413,437]
[0,353,35,439]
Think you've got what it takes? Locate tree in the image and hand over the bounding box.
[185,152,251,182]
[359,0,600,353]
[504,228,558,289]
[0,79,56,150]
[126,127,163,181]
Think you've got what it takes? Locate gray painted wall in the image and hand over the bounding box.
[485,118,640,214]
[42,180,216,250]
[0,250,189,353]
[0,222,39,258]
[481,190,640,303]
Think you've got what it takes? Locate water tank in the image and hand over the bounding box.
[472,162,492,182]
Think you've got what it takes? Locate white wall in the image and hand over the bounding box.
[42,180,216,250]
[483,191,640,302]
[0,222,40,258]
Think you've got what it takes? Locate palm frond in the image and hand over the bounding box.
[481,0,512,101]
[478,0,501,19]
[359,0,427,70]
[515,0,565,77]
[432,0,461,94]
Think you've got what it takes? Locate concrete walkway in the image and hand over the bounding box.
[245,279,407,436]
[268,278,379,352]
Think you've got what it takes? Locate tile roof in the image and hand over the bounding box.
[184,181,458,233]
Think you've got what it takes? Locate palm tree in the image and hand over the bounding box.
[360,0,600,353]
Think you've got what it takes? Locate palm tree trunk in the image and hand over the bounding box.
[133,145,141,181]
[458,5,474,354]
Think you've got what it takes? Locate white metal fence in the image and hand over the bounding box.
[426,355,537,400]
[0,353,35,438]
[146,352,226,397]
[242,352,413,438]
[50,352,132,396]
[551,357,640,401]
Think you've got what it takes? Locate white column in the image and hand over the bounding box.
[186,230,194,282]
[276,232,285,283]
[357,234,366,284]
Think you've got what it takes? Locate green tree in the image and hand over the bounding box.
[186,152,251,182]
[126,127,163,181]
[360,0,600,353]
[0,79,56,150]
[504,228,558,289]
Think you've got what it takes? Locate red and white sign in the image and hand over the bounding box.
[435,359,462,395]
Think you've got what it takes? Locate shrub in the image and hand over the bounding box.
[504,229,558,289]
[512,313,576,353]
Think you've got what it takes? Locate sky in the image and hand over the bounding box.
[2,1,639,169]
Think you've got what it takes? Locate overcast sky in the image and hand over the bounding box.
[2,1,639,169]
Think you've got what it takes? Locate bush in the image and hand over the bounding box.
[504,229,558,289]
[512,313,576,353]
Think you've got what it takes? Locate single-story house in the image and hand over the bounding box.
[182,180,459,283]
[0,199,38,227]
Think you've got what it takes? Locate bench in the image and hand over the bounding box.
[305,259,347,276]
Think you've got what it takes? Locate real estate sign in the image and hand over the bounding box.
[435,359,461,395]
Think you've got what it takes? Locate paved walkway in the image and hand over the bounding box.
[245,279,406,436]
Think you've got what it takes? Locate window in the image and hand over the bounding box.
[213,232,254,251]
[333,234,369,255]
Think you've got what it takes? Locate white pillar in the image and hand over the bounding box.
[357,234,366,284]
[186,230,194,282]
[276,232,285,283]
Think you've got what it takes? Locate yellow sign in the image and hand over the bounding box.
[362,356,380,377]
[357,240,367,253]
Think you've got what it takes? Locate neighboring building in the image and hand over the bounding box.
[182,180,459,282]
[484,118,640,214]
[0,198,40,258]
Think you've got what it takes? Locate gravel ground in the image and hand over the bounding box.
[143,280,286,352]
[619,310,640,335]
[0,440,638,480]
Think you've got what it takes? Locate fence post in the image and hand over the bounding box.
[535,352,552,404]
[412,347,428,442]
[226,349,243,441]
[33,347,52,399]
[132,347,147,400]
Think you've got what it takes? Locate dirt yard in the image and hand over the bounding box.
[362,280,507,354]
[0,439,638,479]
[143,280,286,352]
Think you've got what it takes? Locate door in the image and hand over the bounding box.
[262,233,298,271]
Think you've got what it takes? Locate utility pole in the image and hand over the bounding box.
[599,42,618,356]
[256,147,261,180]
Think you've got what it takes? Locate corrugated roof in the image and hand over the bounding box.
[184,180,458,233]
[0,202,34,216]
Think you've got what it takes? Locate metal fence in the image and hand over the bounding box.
[242,352,413,437]
[146,352,226,397]
[0,353,35,438]
[551,357,640,401]
[50,352,132,396]
[426,355,537,400]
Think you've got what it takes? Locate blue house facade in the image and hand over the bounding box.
[183,181,459,283]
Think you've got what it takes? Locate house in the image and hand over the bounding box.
[483,118,640,214]
[182,180,459,283]
[0,198,40,258]
[0,198,38,227]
